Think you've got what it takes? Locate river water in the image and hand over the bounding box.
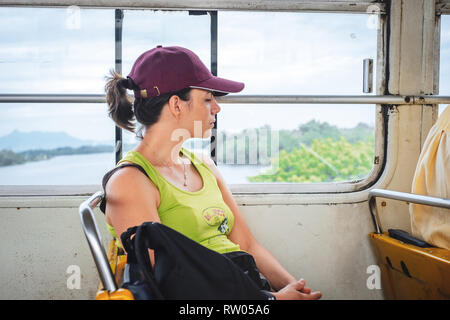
[0,152,271,185]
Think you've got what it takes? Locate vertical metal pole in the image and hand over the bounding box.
[115,9,123,164]
[222,131,227,164]
[363,58,373,93]
[210,11,218,164]
[256,129,260,165]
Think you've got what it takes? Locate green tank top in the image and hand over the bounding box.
[106,147,241,254]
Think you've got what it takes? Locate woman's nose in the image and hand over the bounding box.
[211,97,221,114]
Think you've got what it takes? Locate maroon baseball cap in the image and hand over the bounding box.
[128,45,244,98]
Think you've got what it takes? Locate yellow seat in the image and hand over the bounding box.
[368,189,450,300]
[95,240,132,300]
[369,232,450,299]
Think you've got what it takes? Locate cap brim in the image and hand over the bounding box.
[190,76,244,96]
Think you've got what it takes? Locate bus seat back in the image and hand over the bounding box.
[369,232,450,299]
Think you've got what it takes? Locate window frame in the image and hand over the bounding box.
[0,1,446,196]
[438,0,450,15]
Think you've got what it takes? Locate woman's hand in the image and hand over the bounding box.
[272,279,322,300]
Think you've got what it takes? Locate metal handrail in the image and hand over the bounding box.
[368,188,450,234]
[1,93,450,105]
[0,1,386,13]
[0,94,106,103]
[78,190,118,292]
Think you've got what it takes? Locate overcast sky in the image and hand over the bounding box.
[0,7,448,143]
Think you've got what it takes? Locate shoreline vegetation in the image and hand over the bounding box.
[0,121,375,183]
[0,145,114,167]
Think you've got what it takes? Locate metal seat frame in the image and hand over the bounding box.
[368,188,450,235]
[368,188,450,299]
[78,190,118,292]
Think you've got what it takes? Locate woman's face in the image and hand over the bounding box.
[182,88,221,139]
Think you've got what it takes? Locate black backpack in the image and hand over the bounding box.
[120,222,274,300]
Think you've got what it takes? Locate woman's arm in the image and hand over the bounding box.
[199,154,321,299]
[201,159,295,289]
[197,153,304,287]
[105,166,161,266]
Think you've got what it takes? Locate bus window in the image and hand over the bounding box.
[0,7,114,94]
[120,9,210,155]
[0,7,115,185]
[0,103,115,185]
[440,15,450,116]
[0,7,381,189]
[215,11,378,184]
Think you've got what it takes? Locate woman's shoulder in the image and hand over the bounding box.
[105,163,160,204]
[104,164,161,233]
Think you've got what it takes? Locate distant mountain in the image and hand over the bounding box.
[0,130,108,152]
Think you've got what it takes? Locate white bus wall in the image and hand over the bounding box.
[0,203,108,300]
[0,198,384,300]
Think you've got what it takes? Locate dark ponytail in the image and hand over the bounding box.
[105,69,136,133]
[105,69,192,138]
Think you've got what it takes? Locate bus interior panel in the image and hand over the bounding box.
[0,0,449,301]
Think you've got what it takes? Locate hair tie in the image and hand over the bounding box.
[118,78,130,89]
[119,77,138,90]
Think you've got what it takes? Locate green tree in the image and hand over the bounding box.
[340,122,374,144]
[298,120,341,146]
[248,136,374,183]
[0,149,25,166]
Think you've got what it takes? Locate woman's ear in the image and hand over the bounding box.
[167,95,183,120]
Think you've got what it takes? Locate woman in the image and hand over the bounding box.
[103,45,322,300]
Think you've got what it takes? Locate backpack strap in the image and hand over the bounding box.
[120,224,165,300]
[134,222,165,299]
[99,163,149,214]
